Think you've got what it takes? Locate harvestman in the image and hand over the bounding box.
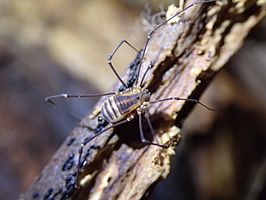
[45,0,216,187]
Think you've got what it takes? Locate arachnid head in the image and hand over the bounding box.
[140,88,151,102]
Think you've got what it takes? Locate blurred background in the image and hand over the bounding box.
[0,0,265,199]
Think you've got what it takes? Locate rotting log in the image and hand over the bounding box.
[21,0,266,199]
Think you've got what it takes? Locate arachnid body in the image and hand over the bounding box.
[45,0,216,188]
[101,87,151,124]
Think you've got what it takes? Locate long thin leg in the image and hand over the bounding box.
[144,111,155,136]
[135,0,217,86]
[144,110,160,144]
[140,61,153,87]
[45,92,116,102]
[138,112,168,148]
[75,116,134,187]
[45,92,116,120]
[107,40,139,88]
[150,97,215,111]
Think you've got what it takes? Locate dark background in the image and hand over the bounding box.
[0,0,265,199]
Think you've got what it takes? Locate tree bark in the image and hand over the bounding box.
[21,0,266,199]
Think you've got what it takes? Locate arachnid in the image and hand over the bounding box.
[45,0,216,188]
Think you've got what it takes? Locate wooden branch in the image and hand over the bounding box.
[21,1,266,199]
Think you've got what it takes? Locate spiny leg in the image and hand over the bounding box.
[135,0,217,86]
[107,40,139,88]
[138,112,168,148]
[150,97,215,111]
[75,116,134,188]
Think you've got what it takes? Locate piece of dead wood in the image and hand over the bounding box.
[21,0,266,199]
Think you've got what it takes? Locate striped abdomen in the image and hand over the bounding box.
[101,93,141,123]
